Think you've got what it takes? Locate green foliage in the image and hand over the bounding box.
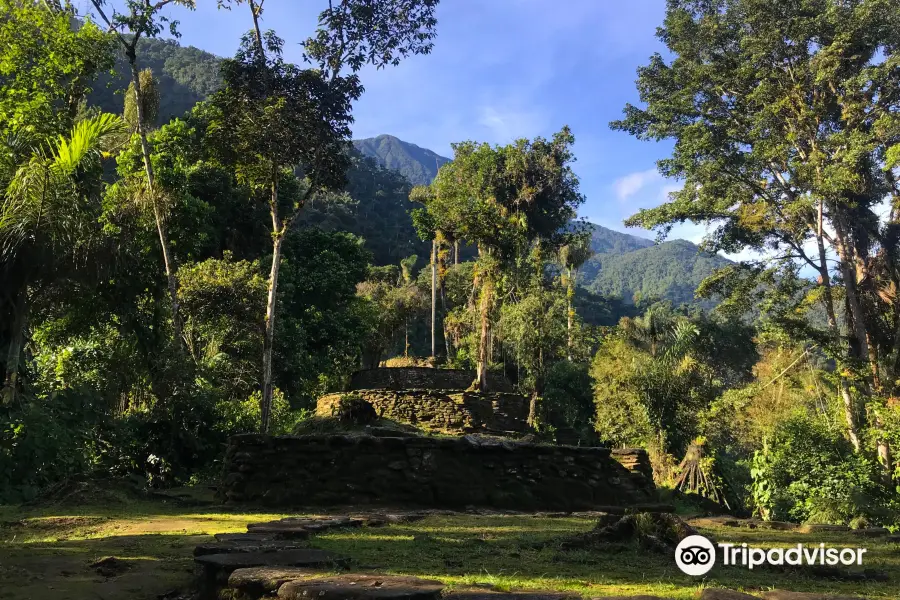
[541,361,596,443]
[123,68,160,130]
[0,2,115,138]
[750,414,893,525]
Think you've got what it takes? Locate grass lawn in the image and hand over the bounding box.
[0,497,897,599]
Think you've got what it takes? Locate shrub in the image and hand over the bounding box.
[750,413,892,525]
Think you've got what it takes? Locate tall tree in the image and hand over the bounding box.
[215,0,440,432]
[612,0,900,477]
[417,128,586,390]
[89,0,194,351]
[559,237,592,361]
[0,1,116,402]
[1,114,126,402]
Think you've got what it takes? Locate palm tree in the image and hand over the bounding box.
[0,112,126,402]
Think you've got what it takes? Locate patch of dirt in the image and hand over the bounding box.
[90,556,132,578]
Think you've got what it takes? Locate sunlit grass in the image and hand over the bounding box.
[0,501,897,599]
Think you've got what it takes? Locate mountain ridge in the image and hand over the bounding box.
[352,134,451,186]
[85,36,729,308]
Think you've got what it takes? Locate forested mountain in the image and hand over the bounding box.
[580,231,732,306]
[84,35,727,307]
[353,135,451,185]
[88,37,222,124]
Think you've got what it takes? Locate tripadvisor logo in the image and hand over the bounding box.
[674,535,868,576]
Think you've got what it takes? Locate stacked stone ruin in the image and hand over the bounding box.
[220,367,656,511]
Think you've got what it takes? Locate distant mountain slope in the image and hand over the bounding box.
[353,135,451,186]
[583,237,732,306]
[88,37,223,125]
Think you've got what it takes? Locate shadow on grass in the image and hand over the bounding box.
[311,516,900,599]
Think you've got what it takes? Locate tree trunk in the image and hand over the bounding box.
[2,291,27,405]
[475,275,492,391]
[454,239,459,265]
[128,56,184,350]
[815,205,861,450]
[431,239,437,361]
[833,215,878,386]
[261,173,284,434]
[566,266,575,362]
[261,228,283,433]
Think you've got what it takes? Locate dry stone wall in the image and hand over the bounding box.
[317,390,529,435]
[220,433,656,511]
[348,368,513,392]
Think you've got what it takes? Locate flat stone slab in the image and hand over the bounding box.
[755,520,797,531]
[194,540,309,556]
[700,590,759,600]
[761,592,870,600]
[798,524,850,533]
[229,566,321,598]
[849,527,890,537]
[277,574,444,600]
[447,587,578,600]
[195,548,341,574]
[246,521,315,539]
[590,596,675,600]
[215,532,277,543]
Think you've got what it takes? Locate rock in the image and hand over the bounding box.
[228,567,320,598]
[194,548,342,576]
[277,574,444,600]
[193,540,309,556]
[798,524,850,533]
[90,556,131,578]
[849,527,889,537]
[246,520,316,539]
[446,588,578,600]
[215,533,277,543]
[761,592,869,600]
[590,596,675,600]
[756,521,797,531]
[887,534,900,543]
[700,590,759,600]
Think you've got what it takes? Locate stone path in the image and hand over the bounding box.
[193,512,879,600]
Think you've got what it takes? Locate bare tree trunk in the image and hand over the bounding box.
[431,239,436,361]
[454,239,459,265]
[127,57,184,350]
[261,175,283,433]
[833,215,878,385]
[2,291,27,405]
[815,203,860,450]
[566,266,575,362]
[475,276,492,391]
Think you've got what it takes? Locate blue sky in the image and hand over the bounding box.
[84,0,704,242]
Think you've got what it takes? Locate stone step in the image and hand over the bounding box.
[277,574,444,600]
[761,592,870,600]
[849,527,890,537]
[195,548,342,577]
[798,524,850,533]
[228,566,321,599]
[194,540,309,556]
[215,532,277,543]
[447,587,577,600]
[700,590,758,600]
[589,596,675,600]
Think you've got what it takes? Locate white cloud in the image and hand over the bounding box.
[476,106,546,143]
[613,168,661,201]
